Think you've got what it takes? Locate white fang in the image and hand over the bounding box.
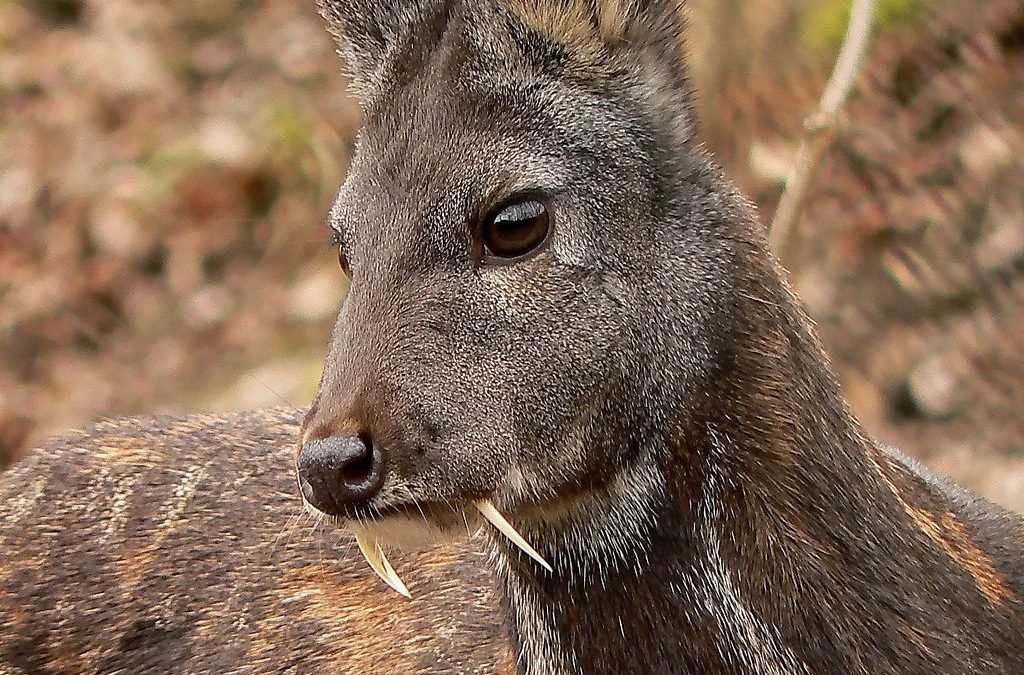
[476,499,553,573]
[355,532,412,598]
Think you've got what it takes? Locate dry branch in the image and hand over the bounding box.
[768,0,878,267]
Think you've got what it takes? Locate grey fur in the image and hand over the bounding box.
[304,1,1024,673]
[1,2,1020,674]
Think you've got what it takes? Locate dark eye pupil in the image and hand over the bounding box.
[484,200,550,259]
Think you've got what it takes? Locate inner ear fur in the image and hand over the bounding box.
[505,0,687,61]
[506,0,694,139]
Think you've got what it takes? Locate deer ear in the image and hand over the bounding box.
[316,0,436,97]
[509,1,693,136]
[507,0,688,70]
[628,0,689,75]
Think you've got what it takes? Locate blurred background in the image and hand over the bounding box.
[0,0,1021,511]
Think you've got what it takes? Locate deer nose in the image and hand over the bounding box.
[296,434,385,515]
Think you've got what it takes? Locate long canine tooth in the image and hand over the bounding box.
[475,499,552,572]
[354,533,412,598]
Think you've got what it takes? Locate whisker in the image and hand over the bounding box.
[460,506,472,539]
[413,498,428,528]
[271,508,307,553]
[244,373,304,414]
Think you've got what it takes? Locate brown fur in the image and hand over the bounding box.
[870,449,1015,608]
[503,0,687,77]
[3,1,1023,673]
[0,410,512,674]
[507,0,632,47]
[4,404,1020,673]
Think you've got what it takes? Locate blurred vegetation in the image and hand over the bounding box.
[1,0,1022,512]
[801,0,923,52]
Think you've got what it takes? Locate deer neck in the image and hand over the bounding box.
[490,264,879,675]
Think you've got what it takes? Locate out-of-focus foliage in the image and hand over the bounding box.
[809,0,1024,509]
[0,0,355,462]
[801,0,923,53]
[706,0,1024,509]
[1,0,1022,512]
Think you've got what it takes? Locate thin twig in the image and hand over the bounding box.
[768,0,877,268]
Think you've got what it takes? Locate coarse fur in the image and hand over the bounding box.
[304,0,1024,672]
[2,0,1023,673]
[0,410,513,674]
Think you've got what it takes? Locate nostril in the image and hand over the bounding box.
[339,434,376,484]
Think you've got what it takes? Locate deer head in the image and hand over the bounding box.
[297,0,760,591]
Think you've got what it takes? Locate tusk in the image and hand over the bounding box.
[475,499,552,573]
[355,533,412,598]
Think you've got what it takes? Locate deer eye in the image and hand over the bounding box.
[482,198,551,262]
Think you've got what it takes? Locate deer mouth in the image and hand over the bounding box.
[341,498,552,598]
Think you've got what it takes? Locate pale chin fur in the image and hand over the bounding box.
[303,458,666,598]
[301,500,474,599]
[352,511,475,549]
[501,451,669,582]
[304,495,556,598]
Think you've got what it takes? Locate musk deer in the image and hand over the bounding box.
[2,1,1023,673]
